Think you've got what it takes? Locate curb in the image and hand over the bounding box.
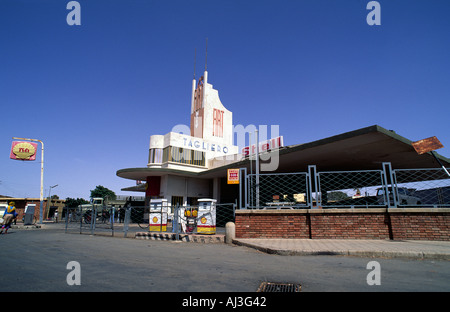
[232,240,450,260]
[135,232,225,243]
[10,224,42,230]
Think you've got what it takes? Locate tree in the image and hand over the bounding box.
[90,185,116,201]
[65,197,89,208]
[328,191,349,201]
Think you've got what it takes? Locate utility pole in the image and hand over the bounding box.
[12,137,44,223]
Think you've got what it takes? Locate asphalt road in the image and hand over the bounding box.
[1,227,449,293]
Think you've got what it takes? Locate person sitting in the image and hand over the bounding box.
[1,201,18,234]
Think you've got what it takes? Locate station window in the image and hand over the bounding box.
[149,148,163,164]
[171,196,184,207]
[162,146,205,167]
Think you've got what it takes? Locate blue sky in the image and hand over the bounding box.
[1,0,449,200]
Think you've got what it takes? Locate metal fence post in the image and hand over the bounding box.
[381,162,394,239]
[64,207,68,233]
[382,162,397,207]
[381,162,390,207]
[91,206,96,235]
[255,130,260,208]
[111,207,114,237]
[175,204,180,241]
[123,207,131,238]
[308,165,317,209]
[239,167,248,209]
[239,168,242,210]
[79,207,82,234]
[315,168,322,209]
[431,151,450,177]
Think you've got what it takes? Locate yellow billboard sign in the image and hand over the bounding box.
[227,169,240,184]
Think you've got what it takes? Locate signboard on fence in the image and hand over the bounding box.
[10,141,38,161]
[227,169,240,184]
[411,136,444,155]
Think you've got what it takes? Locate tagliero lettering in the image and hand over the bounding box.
[183,138,229,154]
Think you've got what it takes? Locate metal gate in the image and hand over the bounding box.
[64,206,115,235]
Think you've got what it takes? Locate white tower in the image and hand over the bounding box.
[190,70,234,148]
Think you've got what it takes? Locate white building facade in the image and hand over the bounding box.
[117,70,240,206]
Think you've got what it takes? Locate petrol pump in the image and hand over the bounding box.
[184,206,198,233]
[149,199,168,231]
[197,199,217,234]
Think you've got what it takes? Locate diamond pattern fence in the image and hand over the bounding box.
[245,165,450,209]
[65,203,236,237]
[247,172,309,209]
[64,206,115,235]
[393,168,450,207]
[317,170,387,208]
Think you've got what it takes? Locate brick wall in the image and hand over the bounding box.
[235,208,450,241]
[236,212,310,239]
[309,211,390,239]
[390,212,449,241]
[1,198,65,222]
[15,201,49,221]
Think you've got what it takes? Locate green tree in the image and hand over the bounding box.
[65,197,89,208]
[328,191,349,201]
[90,185,116,201]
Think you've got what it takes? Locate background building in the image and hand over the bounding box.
[0,197,65,222]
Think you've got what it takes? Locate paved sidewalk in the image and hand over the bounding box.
[233,238,450,260]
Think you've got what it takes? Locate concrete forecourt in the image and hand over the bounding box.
[1,223,449,292]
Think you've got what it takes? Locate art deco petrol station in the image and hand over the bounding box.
[117,69,241,207]
[116,68,450,210]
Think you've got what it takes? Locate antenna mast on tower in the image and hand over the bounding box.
[205,38,208,71]
[193,48,196,79]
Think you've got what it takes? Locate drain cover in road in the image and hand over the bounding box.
[257,282,301,292]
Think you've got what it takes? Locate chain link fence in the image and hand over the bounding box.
[393,168,450,207]
[63,164,450,235]
[317,170,387,208]
[247,172,309,209]
[244,164,450,209]
[64,206,115,235]
[65,203,236,238]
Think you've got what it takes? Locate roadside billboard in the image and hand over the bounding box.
[10,141,38,161]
